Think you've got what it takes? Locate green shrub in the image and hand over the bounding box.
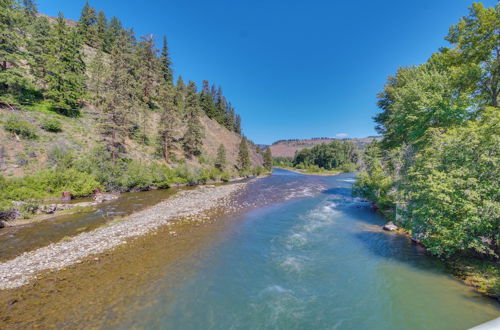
[41,117,62,132]
[0,169,101,208]
[3,116,38,139]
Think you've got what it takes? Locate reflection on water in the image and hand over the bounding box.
[114,169,499,330]
[0,188,178,261]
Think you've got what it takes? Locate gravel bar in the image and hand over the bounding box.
[0,183,247,290]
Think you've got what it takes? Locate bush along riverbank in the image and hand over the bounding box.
[0,154,270,227]
[352,3,499,301]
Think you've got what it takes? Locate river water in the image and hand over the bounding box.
[113,169,499,329]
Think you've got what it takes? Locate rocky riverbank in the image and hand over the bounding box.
[0,182,247,290]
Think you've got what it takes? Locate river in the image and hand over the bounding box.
[1,169,498,328]
[113,169,498,329]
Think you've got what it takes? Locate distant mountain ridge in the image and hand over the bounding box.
[269,136,380,158]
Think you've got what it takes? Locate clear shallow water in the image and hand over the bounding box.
[0,188,178,261]
[121,169,499,329]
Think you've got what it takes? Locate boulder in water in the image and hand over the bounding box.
[383,221,398,231]
[93,193,119,203]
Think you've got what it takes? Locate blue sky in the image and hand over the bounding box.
[38,0,497,144]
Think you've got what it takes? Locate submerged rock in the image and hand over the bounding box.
[383,221,398,231]
[93,193,119,204]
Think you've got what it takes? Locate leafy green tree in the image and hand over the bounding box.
[183,81,204,156]
[403,107,499,258]
[45,13,86,116]
[293,140,358,170]
[446,3,500,107]
[375,64,472,149]
[263,147,273,170]
[237,136,251,171]
[159,35,173,85]
[215,143,226,169]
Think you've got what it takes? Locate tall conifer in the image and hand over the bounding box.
[183,81,204,156]
[45,13,86,116]
[160,35,173,85]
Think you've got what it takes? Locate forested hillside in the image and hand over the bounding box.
[269,137,379,158]
[0,1,267,212]
[353,2,499,296]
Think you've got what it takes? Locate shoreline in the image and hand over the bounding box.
[0,181,250,290]
[373,203,500,302]
[1,174,267,229]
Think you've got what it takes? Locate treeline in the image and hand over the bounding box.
[1,0,241,139]
[293,140,358,172]
[272,137,335,145]
[354,3,499,259]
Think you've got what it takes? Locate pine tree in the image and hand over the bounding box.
[27,16,51,88]
[99,30,136,160]
[215,86,228,124]
[21,0,37,20]
[174,75,187,113]
[88,49,106,106]
[104,16,122,52]
[0,0,29,103]
[159,35,173,85]
[263,147,273,170]
[237,136,251,172]
[215,143,226,170]
[225,105,235,131]
[78,1,98,47]
[158,84,179,163]
[137,34,159,107]
[96,10,107,50]
[45,13,86,116]
[200,80,218,118]
[234,114,242,134]
[183,81,204,157]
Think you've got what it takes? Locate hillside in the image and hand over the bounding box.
[0,1,267,214]
[0,106,263,179]
[269,137,380,158]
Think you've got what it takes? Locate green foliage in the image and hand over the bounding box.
[293,140,358,170]
[160,35,173,85]
[0,168,101,206]
[45,13,86,116]
[183,81,204,157]
[403,108,499,258]
[358,2,500,261]
[273,157,293,167]
[215,143,227,170]
[3,115,38,139]
[40,117,62,132]
[237,136,251,172]
[0,0,32,104]
[263,147,273,170]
